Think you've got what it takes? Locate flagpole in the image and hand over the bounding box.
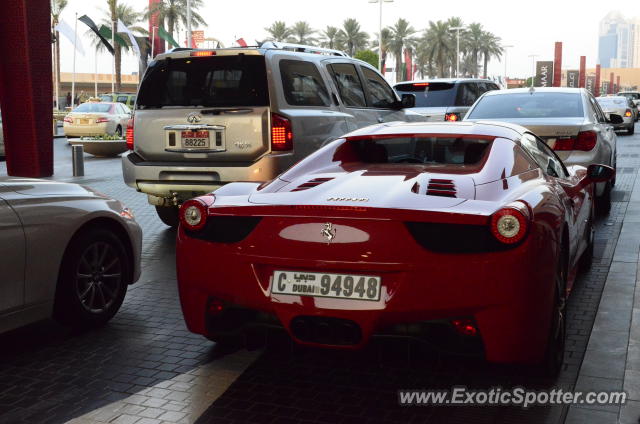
[71,12,77,108]
[111,20,115,93]
[187,0,192,48]
[53,38,59,110]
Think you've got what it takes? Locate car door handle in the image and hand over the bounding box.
[377,117,384,123]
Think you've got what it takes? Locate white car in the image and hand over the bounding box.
[0,178,142,333]
[63,101,132,137]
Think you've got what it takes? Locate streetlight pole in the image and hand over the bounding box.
[186,0,192,48]
[368,0,393,72]
[449,26,465,77]
[528,54,539,87]
[502,45,513,88]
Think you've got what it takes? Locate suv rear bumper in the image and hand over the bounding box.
[122,151,294,200]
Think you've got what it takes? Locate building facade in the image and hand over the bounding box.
[598,11,639,69]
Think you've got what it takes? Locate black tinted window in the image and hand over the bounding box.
[456,83,479,106]
[362,67,396,108]
[467,93,584,119]
[394,82,455,107]
[330,64,366,107]
[280,60,330,107]
[73,103,111,113]
[137,56,268,109]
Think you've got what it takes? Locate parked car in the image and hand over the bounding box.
[464,87,621,211]
[176,121,613,376]
[63,102,132,138]
[0,178,142,333]
[123,42,424,227]
[99,93,136,109]
[393,78,501,122]
[596,96,636,133]
[617,91,640,119]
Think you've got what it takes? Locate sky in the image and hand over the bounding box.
[56,0,639,79]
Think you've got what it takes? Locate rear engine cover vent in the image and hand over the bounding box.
[291,177,334,192]
[426,179,456,197]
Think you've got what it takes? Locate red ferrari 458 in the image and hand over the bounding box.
[176,121,613,375]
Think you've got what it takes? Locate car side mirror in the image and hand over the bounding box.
[608,113,624,124]
[586,164,615,183]
[400,93,415,109]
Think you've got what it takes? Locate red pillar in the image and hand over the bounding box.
[553,42,562,87]
[0,0,53,177]
[149,0,165,57]
[609,73,614,94]
[579,56,586,88]
[595,65,601,97]
[616,75,620,93]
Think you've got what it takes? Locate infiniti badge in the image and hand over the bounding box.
[187,113,201,124]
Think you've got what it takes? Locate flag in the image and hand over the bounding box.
[54,19,85,56]
[236,38,247,47]
[117,19,141,56]
[99,25,128,48]
[78,15,114,55]
[158,26,179,48]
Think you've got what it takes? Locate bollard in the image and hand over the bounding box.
[72,145,85,177]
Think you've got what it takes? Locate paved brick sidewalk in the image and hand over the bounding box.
[0,124,638,423]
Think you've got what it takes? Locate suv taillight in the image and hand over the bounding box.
[625,109,633,117]
[444,113,460,122]
[271,113,293,151]
[126,118,134,150]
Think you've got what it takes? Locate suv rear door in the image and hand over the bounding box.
[359,65,409,124]
[134,52,271,163]
[325,61,378,131]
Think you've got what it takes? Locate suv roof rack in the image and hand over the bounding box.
[260,41,348,57]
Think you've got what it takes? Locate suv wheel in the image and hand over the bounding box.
[155,205,180,227]
[628,125,635,135]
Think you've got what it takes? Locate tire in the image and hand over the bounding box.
[115,125,123,137]
[155,205,180,227]
[579,205,595,272]
[53,228,129,328]
[628,125,635,135]
[596,182,612,215]
[540,252,567,378]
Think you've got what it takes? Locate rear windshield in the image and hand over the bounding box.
[99,95,113,102]
[597,97,627,107]
[73,103,112,113]
[137,55,269,109]
[395,83,456,107]
[618,93,640,100]
[467,92,584,119]
[348,136,492,165]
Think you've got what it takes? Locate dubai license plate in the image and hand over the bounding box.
[272,270,381,301]
[181,130,210,148]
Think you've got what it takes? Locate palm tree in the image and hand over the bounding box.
[288,21,317,45]
[264,21,291,42]
[480,31,503,78]
[51,0,68,107]
[320,26,345,51]
[371,28,392,72]
[465,23,484,78]
[341,18,369,56]
[422,21,452,78]
[388,18,417,82]
[446,17,465,77]
[146,0,206,41]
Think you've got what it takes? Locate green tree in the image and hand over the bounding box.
[354,50,379,69]
[320,26,345,50]
[480,31,503,78]
[388,18,417,82]
[51,0,68,106]
[264,21,291,42]
[422,20,452,78]
[146,0,206,42]
[288,21,317,45]
[465,23,484,78]
[371,28,392,72]
[341,18,369,56]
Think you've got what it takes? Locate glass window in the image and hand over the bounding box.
[589,96,607,123]
[73,103,112,113]
[520,133,568,178]
[137,56,269,109]
[99,95,112,102]
[361,67,396,108]
[456,83,479,106]
[116,96,128,103]
[121,104,131,114]
[467,92,584,119]
[280,60,330,107]
[394,82,456,107]
[330,63,366,108]
[346,136,492,165]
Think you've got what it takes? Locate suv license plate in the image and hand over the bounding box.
[181,130,210,148]
[272,270,381,301]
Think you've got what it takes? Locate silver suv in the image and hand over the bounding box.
[122,42,423,226]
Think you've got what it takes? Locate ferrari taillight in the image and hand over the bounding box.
[125,118,134,150]
[490,203,530,245]
[271,113,293,151]
[180,198,209,231]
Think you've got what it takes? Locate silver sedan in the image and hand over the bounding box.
[0,178,142,333]
[597,96,636,135]
[465,87,621,211]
